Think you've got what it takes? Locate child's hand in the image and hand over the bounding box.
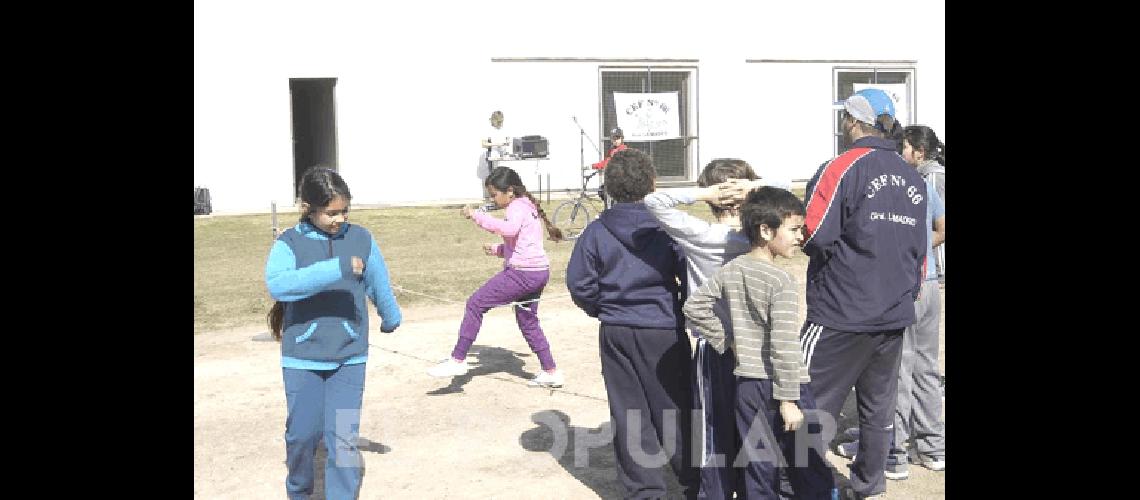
[460,205,474,219]
[351,256,364,277]
[482,243,497,256]
[720,178,758,206]
[779,401,804,432]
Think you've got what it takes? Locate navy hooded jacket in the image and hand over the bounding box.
[565,202,687,329]
[802,136,927,332]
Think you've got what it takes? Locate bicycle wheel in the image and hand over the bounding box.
[552,198,595,240]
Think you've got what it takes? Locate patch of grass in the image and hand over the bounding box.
[193,203,583,334]
[194,190,806,334]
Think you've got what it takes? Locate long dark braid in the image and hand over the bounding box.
[902,125,945,166]
[485,166,563,241]
[519,188,563,241]
[267,302,284,340]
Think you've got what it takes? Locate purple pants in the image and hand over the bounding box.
[451,267,556,371]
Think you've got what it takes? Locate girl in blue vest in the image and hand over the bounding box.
[265,166,402,500]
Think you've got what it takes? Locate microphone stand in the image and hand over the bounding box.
[571,116,603,190]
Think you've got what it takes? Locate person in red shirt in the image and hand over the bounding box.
[592,128,628,208]
[592,127,628,170]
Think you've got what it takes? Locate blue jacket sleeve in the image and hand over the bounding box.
[913,186,941,300]
[364,236,402,333]
[566,227,600,318]
[929,187,945,220]
[265,239,348,301]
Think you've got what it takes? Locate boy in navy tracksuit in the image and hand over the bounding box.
[799,89,927,499]
[566,148,698,499]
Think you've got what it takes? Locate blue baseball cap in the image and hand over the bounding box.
[841,88,896,125]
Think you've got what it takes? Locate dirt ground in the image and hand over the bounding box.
[194,279,946,499]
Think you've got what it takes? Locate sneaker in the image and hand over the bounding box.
[843,488,886,499]
[884,461,909,481]
[427,358,470,377]
[835,440,858,459]
[527,369,564,388]
[844,427,860,440]
[913,454,945,471]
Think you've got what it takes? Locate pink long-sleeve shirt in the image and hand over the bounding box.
[471,196,550,271]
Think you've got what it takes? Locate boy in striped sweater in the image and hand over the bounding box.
[683,187,834,499]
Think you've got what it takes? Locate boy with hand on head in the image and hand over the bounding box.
[643,158,763,499]
[683,186,835,500]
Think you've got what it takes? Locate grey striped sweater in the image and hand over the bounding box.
[682,254,810,401]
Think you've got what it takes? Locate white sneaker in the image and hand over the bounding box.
[884,461,910,480]
[843,488,885,499]
[427,358,470,377]
[836,440,858,459]
[913,454,945,471]
[527,369,564,388]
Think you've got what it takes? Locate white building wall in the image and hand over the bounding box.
[195,0,944,214]
[745,62,866,184]
[480,61,606,197]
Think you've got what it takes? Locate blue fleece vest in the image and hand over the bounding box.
[278,225,372,361]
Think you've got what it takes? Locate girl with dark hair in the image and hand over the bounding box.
[902,124,945,282]
[264,166,402,500]
[900,125,945,203]
[882,125,946,477]
[428,166,566,387]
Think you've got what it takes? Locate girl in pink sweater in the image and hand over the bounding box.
[427,166,566,387]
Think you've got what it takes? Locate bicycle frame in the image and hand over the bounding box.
[552,169,606,240]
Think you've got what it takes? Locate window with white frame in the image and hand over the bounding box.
[833,67,915,155]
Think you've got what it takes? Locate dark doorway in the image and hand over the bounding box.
[289,78,338,201]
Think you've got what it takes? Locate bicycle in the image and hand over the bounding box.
[552,168,610,240]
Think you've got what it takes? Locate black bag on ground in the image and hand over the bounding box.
[194,187,212,215]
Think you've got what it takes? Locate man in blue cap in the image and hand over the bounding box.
[798,88,927,499]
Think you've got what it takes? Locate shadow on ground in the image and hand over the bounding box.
[520,409,620,498]
[426,345,535,395]
[519,409,688,499]
[297,436,388,500]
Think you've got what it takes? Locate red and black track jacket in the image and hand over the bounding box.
[802,137,927,332]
